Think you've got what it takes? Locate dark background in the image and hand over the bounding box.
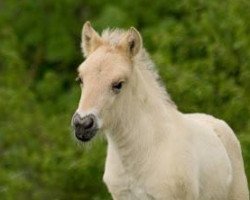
[0,0,249,199]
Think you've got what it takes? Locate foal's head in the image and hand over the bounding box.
[72,22,142,142]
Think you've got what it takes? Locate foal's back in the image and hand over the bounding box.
[185,113,249,200]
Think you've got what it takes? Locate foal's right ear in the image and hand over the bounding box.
[81,21,102,57]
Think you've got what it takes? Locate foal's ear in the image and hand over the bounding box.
[119,27,142,57]
[81,21,102,57]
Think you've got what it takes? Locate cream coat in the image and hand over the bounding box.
[76,22,249,200]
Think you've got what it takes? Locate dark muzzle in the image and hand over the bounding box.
[72,113,98,142]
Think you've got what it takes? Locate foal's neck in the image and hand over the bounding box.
[107,52,180,173]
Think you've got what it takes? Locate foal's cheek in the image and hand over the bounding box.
[98,95,117,127]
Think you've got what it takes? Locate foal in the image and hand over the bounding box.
[72,22,249,200]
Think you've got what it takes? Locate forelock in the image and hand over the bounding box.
[101,28,127,46]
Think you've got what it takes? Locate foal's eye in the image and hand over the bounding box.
[112,81,124,93]
[75,77,83,85]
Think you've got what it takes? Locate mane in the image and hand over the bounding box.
[101,28,127,46]
[101,28,177,109]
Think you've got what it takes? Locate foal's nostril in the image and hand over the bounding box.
[72,113,98,142]
[72,113,96,132]
[82,116,94,130]
[72,113,81,126]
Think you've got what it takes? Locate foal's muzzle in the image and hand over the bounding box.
[72,113,98,142]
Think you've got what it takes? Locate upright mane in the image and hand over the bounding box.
[101,28,177,108]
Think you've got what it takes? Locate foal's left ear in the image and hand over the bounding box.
[81,21,102,57]
[119,27,142,57]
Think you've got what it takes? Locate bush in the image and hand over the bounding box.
[0,0,249,199]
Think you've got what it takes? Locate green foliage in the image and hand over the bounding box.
[0,0,249,199]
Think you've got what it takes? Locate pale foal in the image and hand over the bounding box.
[71,22,249,200]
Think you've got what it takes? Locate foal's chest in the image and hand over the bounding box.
[104,170,154,199]
[122,179,154,200]
[132,182,153,199]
